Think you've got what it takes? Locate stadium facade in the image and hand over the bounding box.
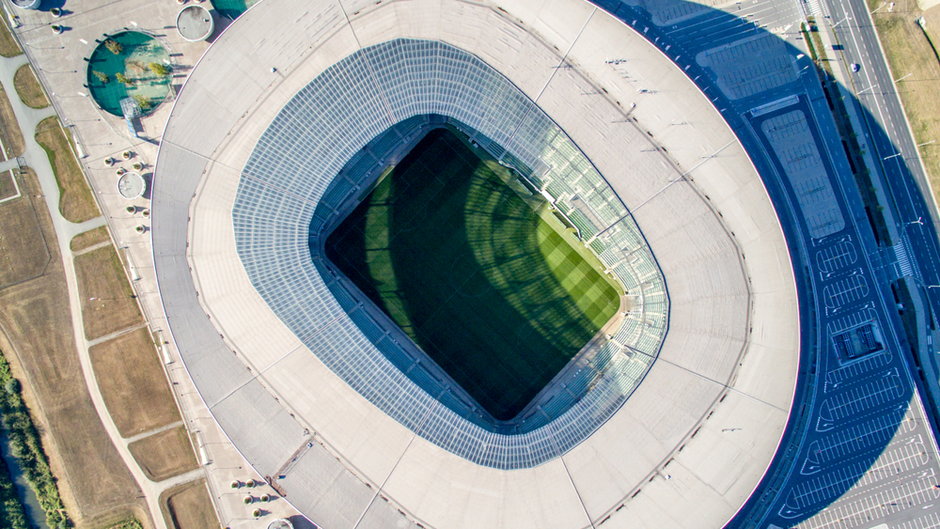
[152,0,800,527]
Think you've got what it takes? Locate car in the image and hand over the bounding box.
[851,63,861,72]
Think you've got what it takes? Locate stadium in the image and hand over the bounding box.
[152,0,800,527]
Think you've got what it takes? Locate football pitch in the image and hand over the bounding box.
[325,128,621,420]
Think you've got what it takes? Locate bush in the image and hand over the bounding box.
[0,457,29,529]
[0,351,70,528]
[104,39,123,55]
[92,70,109,83]
[114,72,130,85]
[132,94,151,110]
[148,62,170,76]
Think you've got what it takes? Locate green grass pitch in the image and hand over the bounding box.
[325,128,621,420]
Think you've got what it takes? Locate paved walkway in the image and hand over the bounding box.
[0,50,200,529]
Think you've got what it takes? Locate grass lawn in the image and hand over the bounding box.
[71,226,110,252]
[74,245,142,340]
[326,128,621,419]
[0,168,50,288]
[0,170,17,200]
[0,17,21,58]
[0,168,143,526]
[161,481,219,529]
[13,65,48,109]
[128,426,197,481]
[35,117,99,223]
[89,327,179,437]
[0,84,25,159]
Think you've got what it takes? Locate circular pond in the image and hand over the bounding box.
[210,0,259,19]
[86,31,172,117]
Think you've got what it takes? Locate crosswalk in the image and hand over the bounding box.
[894,241,915,278]
[802,0,823,17]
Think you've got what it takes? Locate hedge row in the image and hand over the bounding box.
[0,351,70,528]
[0,453,30,529]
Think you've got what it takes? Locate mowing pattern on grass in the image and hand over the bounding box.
[13,65,48,109]
[35,117,99,223]
[327,129,620,419]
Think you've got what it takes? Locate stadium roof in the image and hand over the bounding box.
[151,0,800,527]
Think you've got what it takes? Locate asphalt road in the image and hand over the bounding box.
[823,0,940,419]
[592,0,940,527]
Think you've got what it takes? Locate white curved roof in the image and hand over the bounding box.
[151,0,800,528]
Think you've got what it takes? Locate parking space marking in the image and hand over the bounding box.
[819,373,904,422]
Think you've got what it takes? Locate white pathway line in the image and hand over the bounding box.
[0,53,173,529]
[125,420,186,444]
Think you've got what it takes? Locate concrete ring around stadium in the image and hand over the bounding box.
[151,0,800,528]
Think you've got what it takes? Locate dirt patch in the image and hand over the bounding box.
[0,168,51,289]
[0,84,25,159]
[74,245,142,340]
[0,169,144,526]
[129,426,198,482]
[89,327,179,437]
[35,116,99,223]
[161,481,219,529]
[871,0,940,207]
[71,226,111,252]
[0,17,21,58]
[13,64,49,109]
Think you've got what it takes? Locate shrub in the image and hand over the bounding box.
[0,351,70,528]
[148,62,170,76]
[104,39,123,55]
[132,94,151,110]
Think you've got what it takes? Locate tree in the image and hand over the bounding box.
[148,62,170,76]
[103,38,123,55]
[132,94,151,110]
[115,72,130,85]
[92,70,109,83]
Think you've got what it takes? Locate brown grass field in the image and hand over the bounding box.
[0,84,25,159]
[0,17,21,58]
[0,168,145,526]
[0,168,50,287]
[89,327,180,438]
[71,226,111,252]
[35,116,99,223]
[75,245,142,340]
[869,0,940,206]
[128,426,198,482]
[14,64,49,109]
[0,169,16,200]
[161,481,219,529]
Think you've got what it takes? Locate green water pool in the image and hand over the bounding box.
[86,31,171,117]
[210,0,259,19]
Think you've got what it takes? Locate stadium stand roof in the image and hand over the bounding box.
[151,0,800,527]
